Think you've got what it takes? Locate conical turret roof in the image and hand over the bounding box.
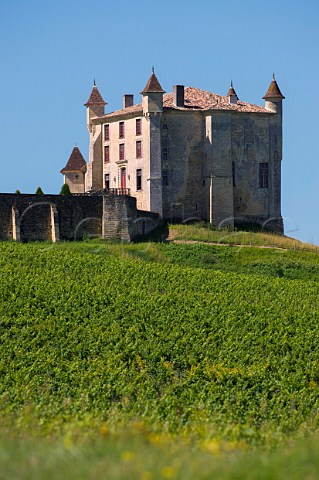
[263,75,285,100]
[227,80,238,97]
[140,69,165,94]
[60,147,86,173]
[84,81,107,106]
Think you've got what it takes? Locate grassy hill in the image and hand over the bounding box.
[0,227,319,478]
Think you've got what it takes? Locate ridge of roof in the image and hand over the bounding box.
[84,84,107,106]
[60,147,86,173]
[140,71,165,94]
[263,75,285,100]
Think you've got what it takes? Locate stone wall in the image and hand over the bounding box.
[161,111,206,222]
[0,193,159,242]
[102,195,159,241]
[63,172,85,194]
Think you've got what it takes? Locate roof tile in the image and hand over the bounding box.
[60,147,86,173]
[97,86,271,121]
[263,77,285,100]
[140,72,165,94]
[84,84,107,106]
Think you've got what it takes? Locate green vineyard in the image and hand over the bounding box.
[0,234,319,478]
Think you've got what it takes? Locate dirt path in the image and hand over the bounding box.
[167,234,288,251]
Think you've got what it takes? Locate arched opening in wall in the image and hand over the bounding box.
[73,217,102,241]
[20,202,54,242]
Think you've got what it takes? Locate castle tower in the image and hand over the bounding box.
[140,69,165,216]
[84,81,107,191]
[60,146,86,193]
[263,75,285,228]
[263,74,285,114]
[84,80,107,128]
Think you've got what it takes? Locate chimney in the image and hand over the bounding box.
[123,94,134,109]
[173,85,184,107]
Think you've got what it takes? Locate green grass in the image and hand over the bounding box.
[55,237,319,281]
[2,429,319,479]
[0,231,319,477]
[169,223,318,252]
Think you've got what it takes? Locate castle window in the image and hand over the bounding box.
[163,123,168,129]
[105,173,110,190]
[162,169,169,186]
[259,162,269,188]
[104,145,110,163]
[232,161,236,187]
[136,140,142,158]
[162,147,169,160]
[136,118,142,135]
[104,124,110,141]
[119,122,125,138]
[136,169,142,191]
[119,143,125,161]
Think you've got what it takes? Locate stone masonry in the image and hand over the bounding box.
[62,71,284,233]
[0,193,159,242]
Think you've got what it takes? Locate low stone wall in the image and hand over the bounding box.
[0,193,159,242]
[102,197,160,241]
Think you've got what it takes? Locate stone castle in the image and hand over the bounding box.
[61,70,285,233]
[0,70,284,243]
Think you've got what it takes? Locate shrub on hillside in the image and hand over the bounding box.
[60,183,71,195]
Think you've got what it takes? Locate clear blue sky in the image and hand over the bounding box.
[0,0,318,244]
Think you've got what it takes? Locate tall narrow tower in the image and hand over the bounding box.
[140,69,165,216]
[84,81,107,191]
[263,74,285,114]
[263,75,285,231]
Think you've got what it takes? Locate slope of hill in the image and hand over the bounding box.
[0,230,319,478]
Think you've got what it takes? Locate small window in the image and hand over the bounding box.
[104,145,110,163]
[136,118,142,135]
[162,169,169,186]
[232,161,236,187]
[119,143,125,161]
[259,162,269,188]
[104,124,110,141]
[162,147,169,160]
[136,169,142,191]
[105,173,110,190]
[119,121,125,138]
[136,140,142,158]
[163,123,168,129]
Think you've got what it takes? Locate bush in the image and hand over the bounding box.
[35,187,44,194]
[15,189,21,194]
[60,183,71,195]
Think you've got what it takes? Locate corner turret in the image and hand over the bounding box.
[84,80,107,129]
[141,68,165,114]
[263,74,285,114]
[140,69,164,217]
